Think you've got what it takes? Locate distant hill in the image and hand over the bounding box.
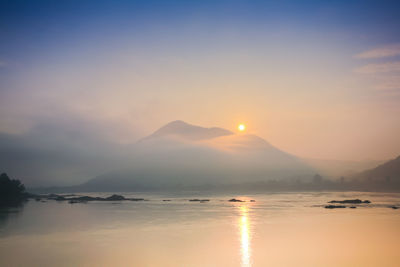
[353,155,400,183]
[302,158,383,178]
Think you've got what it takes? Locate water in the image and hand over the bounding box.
[1,191,400,267]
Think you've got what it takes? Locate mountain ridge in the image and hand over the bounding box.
[70,120,316,191]
[139,120,233,142]
[352,155,400,182]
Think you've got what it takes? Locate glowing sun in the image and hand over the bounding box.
[238,124,246,132]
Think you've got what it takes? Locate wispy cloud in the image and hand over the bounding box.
[375,76,400,91]
[374,75,400,93]
[354,61,400,74]
[355,45,400,91]
[356,44,400,59]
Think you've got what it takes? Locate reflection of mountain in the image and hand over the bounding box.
[78,121,315,191]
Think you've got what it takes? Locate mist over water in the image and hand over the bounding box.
[1,192,400,267]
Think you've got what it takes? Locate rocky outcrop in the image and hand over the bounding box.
[189,199,210,202]
[328,199,371,204]
[325,205,346,209]
[228,198,245,202]
[31,194,144,203]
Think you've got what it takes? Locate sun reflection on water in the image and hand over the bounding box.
[239,205,251,267]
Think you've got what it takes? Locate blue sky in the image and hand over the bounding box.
[1,0,400,63]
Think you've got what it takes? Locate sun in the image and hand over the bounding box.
[238,124,246,132]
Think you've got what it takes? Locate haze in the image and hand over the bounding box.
[1,0,400,186]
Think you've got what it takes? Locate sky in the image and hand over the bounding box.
[1,0,400,185]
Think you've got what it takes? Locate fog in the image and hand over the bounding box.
[1,119,316,188]
[0,114,394,190]
[0,116,127,186]
[1,0,400,189]
[85,122,314,190]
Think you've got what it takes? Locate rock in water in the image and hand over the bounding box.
[329,199,371,204]
[325,205,346,209]
[105,194,126,201]
[229,199,244,202]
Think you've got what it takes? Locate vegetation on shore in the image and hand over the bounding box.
[0,173,27,207]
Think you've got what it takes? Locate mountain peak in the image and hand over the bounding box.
[165,120,188,126]
[141,120,233,141]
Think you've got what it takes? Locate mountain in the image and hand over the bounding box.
[73,121,316,191]
[303,158,383,177]
[353,155,400,182]
[140,120,233,141]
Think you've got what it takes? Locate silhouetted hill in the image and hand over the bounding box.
[303,158,383,177]
[353,155,400,183]
[69,121,315,191]
[140,120,233,141]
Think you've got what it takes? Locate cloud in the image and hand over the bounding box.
[354,61,400,74]
[375,76,400,91]
[354,46,400,91]
[356,44,400,59]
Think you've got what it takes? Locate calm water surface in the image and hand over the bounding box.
[1,192,400,267]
